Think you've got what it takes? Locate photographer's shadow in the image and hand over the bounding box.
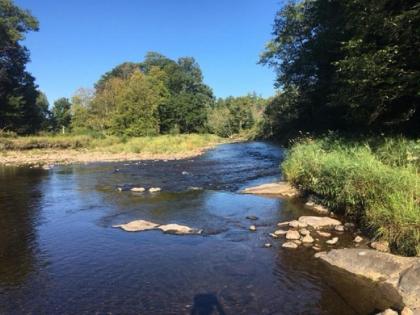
[190,293,226,315]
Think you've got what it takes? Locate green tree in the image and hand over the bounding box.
[71,88,94,132]
[51,98,72,133]
[0,0,43,134]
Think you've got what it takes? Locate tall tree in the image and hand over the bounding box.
[0,0,43,134]
[51,98,72,133]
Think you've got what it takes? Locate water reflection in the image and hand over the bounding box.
[191,293,226,315]
[0,167,45,286]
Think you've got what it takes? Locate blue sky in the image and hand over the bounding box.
[16,0,282,104]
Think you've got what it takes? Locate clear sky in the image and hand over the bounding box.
[16,0,282,104]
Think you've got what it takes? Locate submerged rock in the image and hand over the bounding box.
[315,248,420,311]
[113,220,159,232]
[240,182,298,198]
[298,216,342,229]
[246,215,258,220]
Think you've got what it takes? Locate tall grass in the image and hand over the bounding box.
[282,137,420,256]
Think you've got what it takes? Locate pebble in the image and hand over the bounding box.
[282,242,298,249]
[264,243,272,248]
[249,225,256,232]
[305,201,315,207]
[316,231,332,238]
[326,237,339,245]
[286,230,301,240]
[354,236,363,243]
[117,187,123,192]
[274,229,288,236]
[302,234,314,244]
[335,225,345,232]
[299,228,310,236]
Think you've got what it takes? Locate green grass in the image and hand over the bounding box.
[0,133,222,154]
[282,136,420,256]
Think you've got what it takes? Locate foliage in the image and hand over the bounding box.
[208,94,267,137]
[261,0,420,138]
[0,0,48,134]
[51,98,72,132]
[282,136,420,256]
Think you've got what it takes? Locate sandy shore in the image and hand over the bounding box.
[0,146,216,166]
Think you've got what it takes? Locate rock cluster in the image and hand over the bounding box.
[113,219,201,235]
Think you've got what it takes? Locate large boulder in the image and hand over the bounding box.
[240,182,298,198]
[315,248,420,313]
[298,216,341,229]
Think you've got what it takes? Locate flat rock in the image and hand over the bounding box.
[317,231,332,238]
[286,230,301,240]
[282,241,298,249]
[158,224,199,235]
[149,187,161,193]
[298,216,342,229]
[335,225,345,232]
[113,220,159,232]
[289,220,308,228]
[241,182,298,198]
[130,187,145,192]
[315,248,420,311]
[277,221,290,227]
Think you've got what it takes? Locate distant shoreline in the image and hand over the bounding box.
[0,134,230,167]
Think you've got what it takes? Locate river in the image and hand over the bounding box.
[0,141,359,314]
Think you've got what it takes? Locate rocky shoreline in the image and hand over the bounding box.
[242,182,420,314]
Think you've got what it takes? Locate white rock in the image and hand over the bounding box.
[312,204,329,214]
[269,233,278,239]
[249,225,256,232]
[282,241,298,249]
[277,221,290,227]
[326,237,339,245]
[286,230,301,240]
[158,224,198,235]
[274,229,288,236]
[149,187,161,193]
[130,187,145,192]
[298,216,342,229]
[317,231,332,238]
[289,220,308,228]
[305,201,315,207]
[335,225,345,232]
[264,243,272,248]
[401,307,414,315]
[302,234,315,244]
[113,220,159,232]
[299,228,310,236]
[354,236,363,243]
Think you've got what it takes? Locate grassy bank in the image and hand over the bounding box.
[282,136,420,256]
[0,134,224,165]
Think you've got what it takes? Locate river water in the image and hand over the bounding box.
[0,142,361,314]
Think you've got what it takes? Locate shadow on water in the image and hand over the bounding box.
[0,167,46,286]
[190,293,227,315]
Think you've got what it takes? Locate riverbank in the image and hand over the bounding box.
[0,134,226,166]
[281,136,420,257]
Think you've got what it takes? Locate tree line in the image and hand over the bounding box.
[260,0,420,139]
[0,0,265,138]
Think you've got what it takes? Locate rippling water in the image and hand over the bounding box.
[0,142,360,314]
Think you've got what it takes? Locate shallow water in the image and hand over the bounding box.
[0,142,362,314]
